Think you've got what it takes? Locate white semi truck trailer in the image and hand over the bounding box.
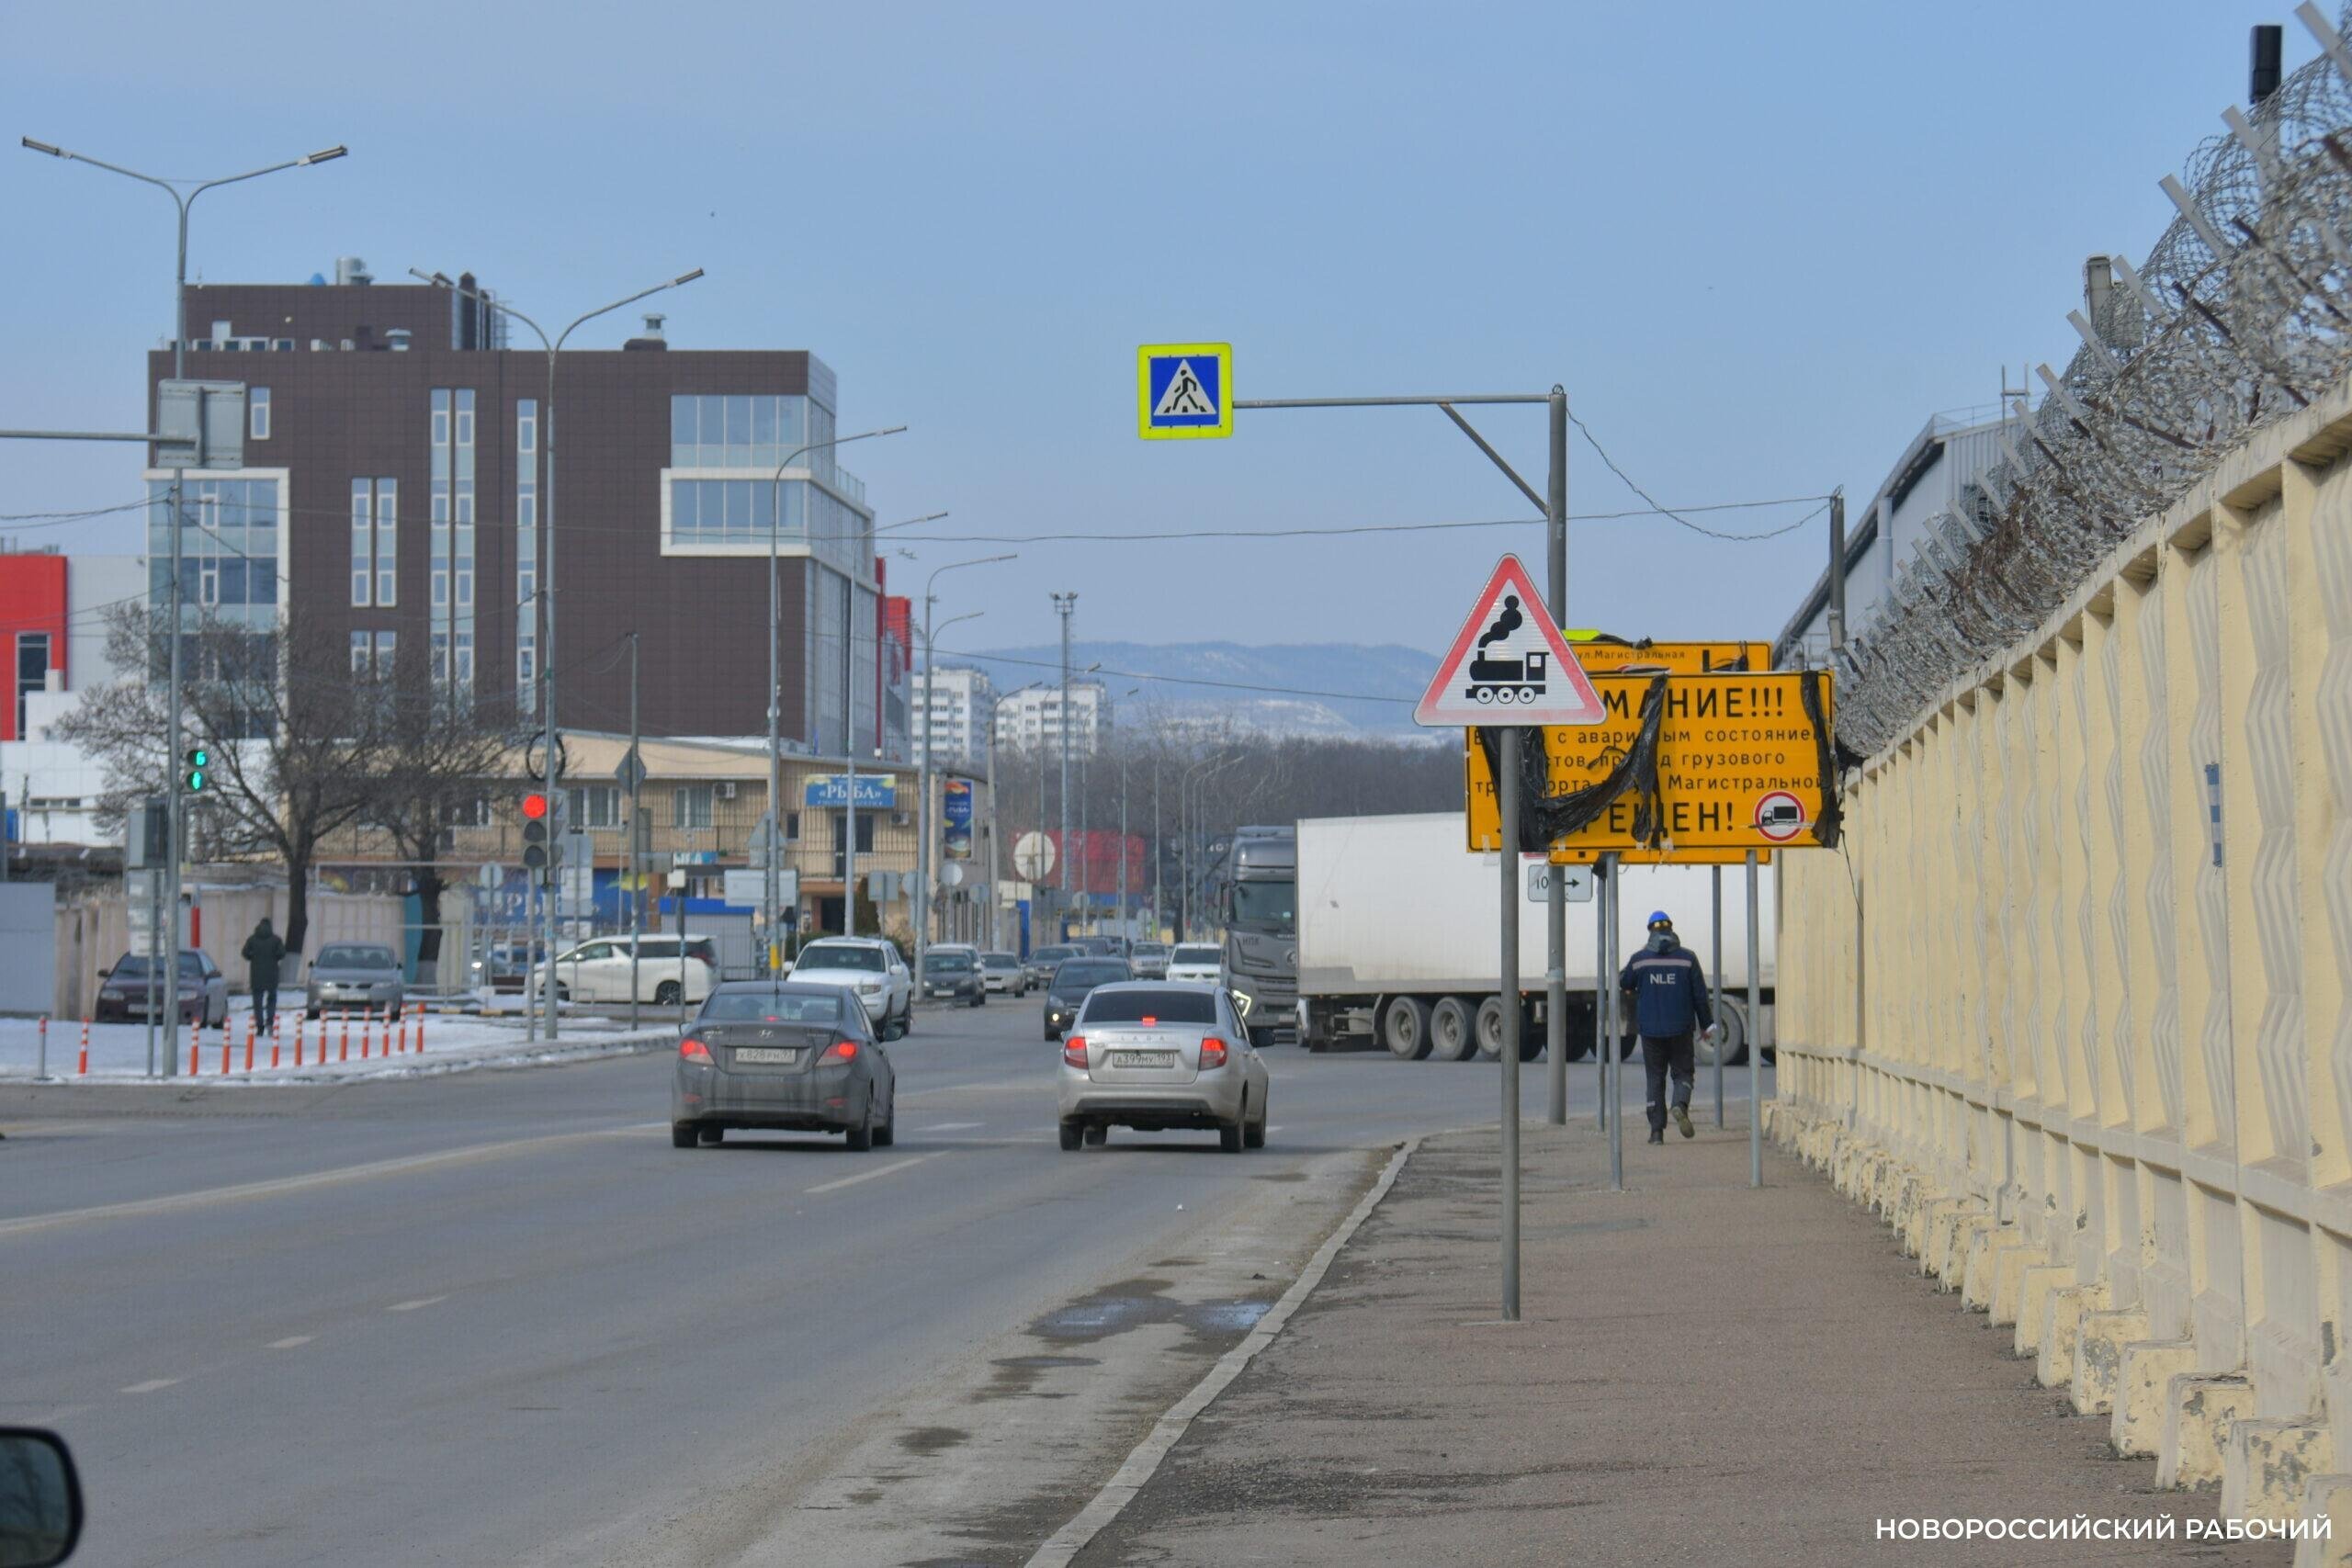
[1295,812,1775,1063]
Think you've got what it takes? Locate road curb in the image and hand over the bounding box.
[1023,1132,1422,1568]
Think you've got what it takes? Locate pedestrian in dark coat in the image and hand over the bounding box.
[1619,910,1714,1144]
[242,918,288,1033]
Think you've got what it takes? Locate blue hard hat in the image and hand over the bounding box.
[1646,910,1672,927]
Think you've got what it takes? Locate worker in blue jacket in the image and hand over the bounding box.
[1619,910,1715,1144]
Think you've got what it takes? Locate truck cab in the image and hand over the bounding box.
[1219,826,1298,1046]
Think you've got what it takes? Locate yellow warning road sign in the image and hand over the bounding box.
[1465,671,1835,856]
[1563,636,1771,675]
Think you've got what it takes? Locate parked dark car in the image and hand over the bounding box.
[93,950,227,1027]
[1042,957,1133,1040]
[671,982,897,1150]
[921,950,986,1007]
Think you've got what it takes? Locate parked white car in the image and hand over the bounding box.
[786,938,913,1037]
[1163,943,1223,985]
[536,934,716,1006]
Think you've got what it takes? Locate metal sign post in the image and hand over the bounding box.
[1747,849,1763,1188]
[1497,726,1521,1323]
[1605,863,1623,1191]
[1713,865,1726,1128]
[1593,858,1609,1132]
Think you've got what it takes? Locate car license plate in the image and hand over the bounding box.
[1114,1050,1177,1068]
[732,1047,798,1065]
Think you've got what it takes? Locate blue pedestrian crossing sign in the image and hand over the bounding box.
[1137,343,1233,440]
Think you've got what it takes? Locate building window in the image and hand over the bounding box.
[667,477,797,545]
[16,631,49,738]
[350,629,395,676]
[670,393,809,470]
[785,810,800,842]
[516,399,538,714]
[350,478,396,607]
[249,388,270,441]
[566,784,622,830]
[673,784,714,830]
[830,810,876,854]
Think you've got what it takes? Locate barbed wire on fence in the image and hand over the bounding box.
[1834,5,2352,757]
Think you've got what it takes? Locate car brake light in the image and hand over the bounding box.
[823,1039,860,1062]
[1062,1034,1088,1068]
[679,1037,711,1063]
[1140,1015,1157,1026]
[1200,1036,1228,1068]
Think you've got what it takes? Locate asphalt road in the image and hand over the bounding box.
[0,998,1769,1567]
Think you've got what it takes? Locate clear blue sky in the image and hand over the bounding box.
[0,1,2315,662]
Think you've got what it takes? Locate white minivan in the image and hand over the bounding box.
[537,935,717,1006]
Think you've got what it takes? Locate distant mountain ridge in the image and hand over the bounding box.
[951,640,1437,739]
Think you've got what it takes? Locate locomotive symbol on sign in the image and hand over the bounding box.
[1464,594,1549,704]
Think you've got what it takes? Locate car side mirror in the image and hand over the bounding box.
[0,1427,85,1565]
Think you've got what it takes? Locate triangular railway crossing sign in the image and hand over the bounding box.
[1414,554,1605,728]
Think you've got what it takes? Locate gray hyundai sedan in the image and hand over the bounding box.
[671,982,897,1151]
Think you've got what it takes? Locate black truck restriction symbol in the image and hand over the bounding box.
[1464,592,1548,705]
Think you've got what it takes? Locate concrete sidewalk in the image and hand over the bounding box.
[1073,1120,2280,1566]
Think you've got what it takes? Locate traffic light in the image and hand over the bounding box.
[521,792,549,877]
[183,746,209,793]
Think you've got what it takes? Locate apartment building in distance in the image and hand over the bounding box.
[911,664,993,768]
[141,258,888,752]
[993,680,1110,757]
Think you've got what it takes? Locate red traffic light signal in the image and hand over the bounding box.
[521,792,549,821]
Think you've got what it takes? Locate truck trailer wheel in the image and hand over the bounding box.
[1698,998,1749,1067]
[1382,997,1433,1060]
[1428,997,1476,1062]
[1474,996,1509,1060]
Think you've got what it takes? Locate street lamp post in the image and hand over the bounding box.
[1114,687,1139,936]
[913,570,1006,977]
[760,429,905,967]
[24,136,347,1077]
[412,266,704,1039]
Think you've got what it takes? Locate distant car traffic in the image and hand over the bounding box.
[1163,943,1223,985]
[1130,942,1170,978]
[305,942,405,1020]
[1056,981,1271,1153]
[470,941,541,994]
[671,981,897,1150]
[787,939,912,1037]
[1042,956,1132,1040]
[535,934,716,1006]
[980,952,1026,995]
[93,950,228,1027]
[921,950,986,1007]
[1024,944,1079,991]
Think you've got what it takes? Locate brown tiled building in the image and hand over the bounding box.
[142,261,891,751]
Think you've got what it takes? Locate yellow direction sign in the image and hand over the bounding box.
[1465,670,1836,857]
[1137,344,1233,440]
[1564,635,1771,675]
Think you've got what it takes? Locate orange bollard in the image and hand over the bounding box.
[397,1015,408,1055]
[362,1013,372,1060]
[339,1011,349,1064]
[269,1015,280,1070]
[78,1018,89,1077]
[187,1017,199,1077]
[415,1015,425,1055]
[244,1020,255,1073]
[293,1013,304,1068]
[220,1021,231,1076]
[37,1016,47,1074]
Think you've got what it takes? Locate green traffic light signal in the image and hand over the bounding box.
[184,746,209,792]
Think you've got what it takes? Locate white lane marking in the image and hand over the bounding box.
[386,1295,447,1313]
[1266,1125,1284,1134]
[266,1336,313,1349]
[119,1379,180,1394]
[0,1122,654,1242]
[917,1122,984,1133]
[803,1153,944,1195]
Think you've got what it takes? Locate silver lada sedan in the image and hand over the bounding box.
[672,982,897,1151]
[1056,982,1270,1154]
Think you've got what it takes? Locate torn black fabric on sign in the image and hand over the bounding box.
[1803,668,1842,848]
[1476,671,1671,852]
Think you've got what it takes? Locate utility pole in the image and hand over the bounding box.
[1544,386,1570,1126]
[1051,592,1077,939]
[1826,487,1847,656]
[842,574,858,936]
[628,631,641,1033]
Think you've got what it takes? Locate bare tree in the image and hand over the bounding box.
[361,675,532,986]
[58,604,377,953]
